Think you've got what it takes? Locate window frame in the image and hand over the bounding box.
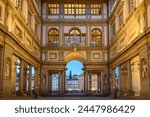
[118,10,124,26]
[64,4,86,15]
[48,28,59,46]
[64,28,86,46]
[91,29,102,47]
[48,4,60,15]
[90,4,102,15]
[27,10,32,25]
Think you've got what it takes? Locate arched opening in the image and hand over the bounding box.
[65,60,84,95]
[64,52,85,95]
[115,66,119,89]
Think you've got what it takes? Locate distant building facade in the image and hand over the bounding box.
[65,74,84,92]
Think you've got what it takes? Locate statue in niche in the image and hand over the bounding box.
[42,75,46,84]
[104,74,108,84]
[141,59,147,78]
[5,59,11,77]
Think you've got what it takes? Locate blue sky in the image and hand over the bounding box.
[115,67,119,77]
[66,60,83,75]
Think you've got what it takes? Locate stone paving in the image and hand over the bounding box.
[1,95,150,100]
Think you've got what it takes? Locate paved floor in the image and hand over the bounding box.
[1,95,150,100]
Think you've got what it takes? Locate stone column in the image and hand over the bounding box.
[45,71,49,94]
[84,71,88,94]
[18,59,24,95]
[64,71,66,92]
[34,68,38,94]
[48,72,52,94]
[62,71,65,94]
[11,55,18,94]
[120,65,123,91]
[57,71,65,95]
[59,26,63,46]
[97,73,101,94]
[101,72,104,94]
[111,68,116,94]
[89,73,92,94]
[58,72,62,95]
[118,66,122,90]
[23,63,28,94]
[28,64,32,95]
[127,61,132,91]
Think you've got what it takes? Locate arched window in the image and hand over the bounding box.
[91,29,102,47]
[48,28,59,46]
[69,29,80,45]
[64,28,86,46]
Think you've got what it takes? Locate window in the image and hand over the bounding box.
[48,28,59,46]
[91,4,101,15]
[91,29,102,47]
[128,0,134,12]
[64,4,86,15]
[48,4,59,15]
[16,0,23,10]
[119,11,123,26]
[15,26,22,39]
[64,28,86,46]
[27,11,32,25]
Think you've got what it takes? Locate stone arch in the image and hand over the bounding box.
[64,52,86,63]
[69,27,81,34]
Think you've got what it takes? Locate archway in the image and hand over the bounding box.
[115,67,119,89]
[64,52,85,95]
[65,60,84,94]
[64,52,85,63]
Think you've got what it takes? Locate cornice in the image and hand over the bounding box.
[42,46,108,51]
[41,0,108,4]
[42,20,108,26]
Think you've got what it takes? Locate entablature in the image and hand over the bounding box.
[41,0,108,4]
